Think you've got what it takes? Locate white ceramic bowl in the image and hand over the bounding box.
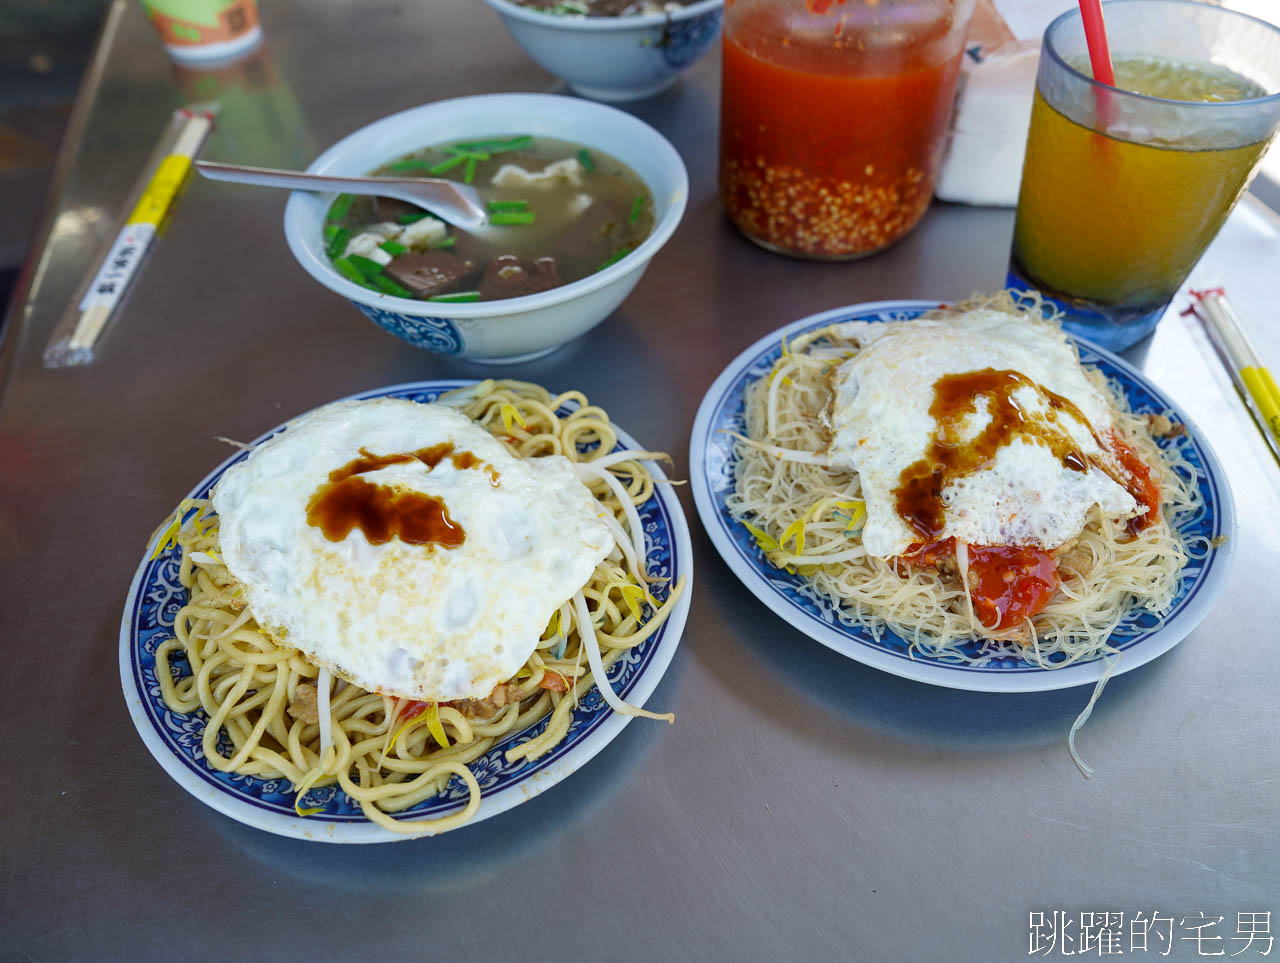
[284,93,689,364]
[483,0,723,102]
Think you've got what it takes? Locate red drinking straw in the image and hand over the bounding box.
[1078,0,1116,86]
[1077,0,1116,128]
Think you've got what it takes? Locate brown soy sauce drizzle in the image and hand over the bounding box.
[894,368,1110,542]
[327,444,500,486]
[306,444,500,547]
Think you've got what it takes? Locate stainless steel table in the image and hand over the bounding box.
[2,2,1277,959]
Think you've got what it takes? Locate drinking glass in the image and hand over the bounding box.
[1008,0,1280,351]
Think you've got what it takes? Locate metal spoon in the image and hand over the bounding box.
[195,160,489,230]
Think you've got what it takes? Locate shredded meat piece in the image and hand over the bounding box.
[451,682,525,720]
[288,684,319,725]
[1145,413,1185,438]
[1054,538,1093,579]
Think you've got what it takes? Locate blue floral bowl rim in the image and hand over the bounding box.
[484,0,723,32]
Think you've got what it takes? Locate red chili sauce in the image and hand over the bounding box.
[902,538,1059,632]
[719,0,965,257]
[894,370,1162,632]
[1109,433,1161,537]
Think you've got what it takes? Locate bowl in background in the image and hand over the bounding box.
[483,0,723,102]
[284,93,689,364]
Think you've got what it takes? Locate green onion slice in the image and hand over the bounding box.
[444,146,490,158]
[453,135,531,154]
[628,195,646,224]
[577,148,594,172]
[597,247,633,271]
[333,256,377,289]
[325,226,350,259]
[489,210,535,226]
[463,156,479,184]
[380,239,407,255]
[386,158,436,172]
[326,193,354,222]
[373,274,413,298]
[426,154,468,176]
[347,254,385,279]
[486,200,529,213]
[397,211,430,225]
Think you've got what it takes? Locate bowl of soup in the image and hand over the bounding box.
[283,93,688,363]
[483,0,723,102]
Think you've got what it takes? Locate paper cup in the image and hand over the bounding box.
[139,0,262,62]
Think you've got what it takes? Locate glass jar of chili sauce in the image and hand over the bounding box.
[719,0,974,258]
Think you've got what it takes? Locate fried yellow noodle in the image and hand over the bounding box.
[155,379,686,834]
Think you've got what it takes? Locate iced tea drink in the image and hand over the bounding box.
[1008,2,1280,350]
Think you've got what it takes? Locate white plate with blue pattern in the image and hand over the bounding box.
[690,300,1235,693]
[121,380,693,843]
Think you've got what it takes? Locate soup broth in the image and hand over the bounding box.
[324,135,654,303]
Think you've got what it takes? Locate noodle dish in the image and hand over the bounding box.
[122,379,691,840]
[691,294,1234,705]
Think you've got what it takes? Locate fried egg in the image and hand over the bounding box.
[822,308,1139,557]
[211,398,612,702]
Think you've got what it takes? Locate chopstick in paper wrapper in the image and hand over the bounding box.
[1183,288,1280,466]
[43,104,216,368]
